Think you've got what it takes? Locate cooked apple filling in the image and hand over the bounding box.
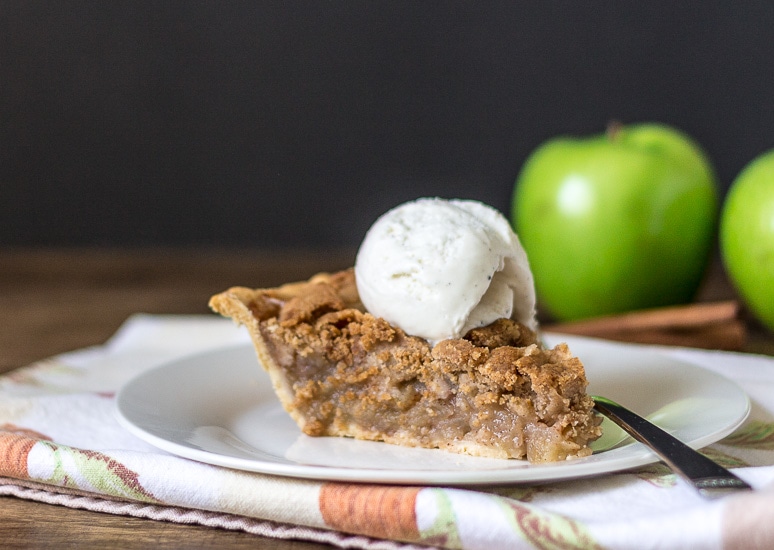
[210,269,601,462]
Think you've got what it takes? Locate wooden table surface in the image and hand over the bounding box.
[1,248,772,548]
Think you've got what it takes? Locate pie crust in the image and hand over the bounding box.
[209,269,601,462]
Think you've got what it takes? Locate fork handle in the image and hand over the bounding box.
[593,396,752,498]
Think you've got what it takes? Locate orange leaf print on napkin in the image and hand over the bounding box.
[0,423,52,479]
[0,433,36,479]
[319,483,421,542]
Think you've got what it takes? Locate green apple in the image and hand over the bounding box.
[511,122,719,321]
[720,149,774,331]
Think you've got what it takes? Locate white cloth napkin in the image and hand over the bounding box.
[1,314,774,549]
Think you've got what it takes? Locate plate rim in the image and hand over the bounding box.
[114,336,751,485]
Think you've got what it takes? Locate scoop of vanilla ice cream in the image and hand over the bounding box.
[354,198,537,344]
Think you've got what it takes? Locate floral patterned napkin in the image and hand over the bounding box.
[2,314,774,549]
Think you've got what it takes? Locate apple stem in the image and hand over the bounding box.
[607,120,624,142]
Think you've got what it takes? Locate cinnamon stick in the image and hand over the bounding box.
[546,301,746,350]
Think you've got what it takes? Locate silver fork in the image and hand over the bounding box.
[593,396,753,499]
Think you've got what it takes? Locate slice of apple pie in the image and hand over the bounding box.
[209,269,601,463]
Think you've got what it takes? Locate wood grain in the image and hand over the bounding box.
[0,248,355,374]
[0,496,324,549]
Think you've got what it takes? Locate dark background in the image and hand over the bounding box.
[2,2,773,249]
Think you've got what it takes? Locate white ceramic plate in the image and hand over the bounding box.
[114,335,750,485]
